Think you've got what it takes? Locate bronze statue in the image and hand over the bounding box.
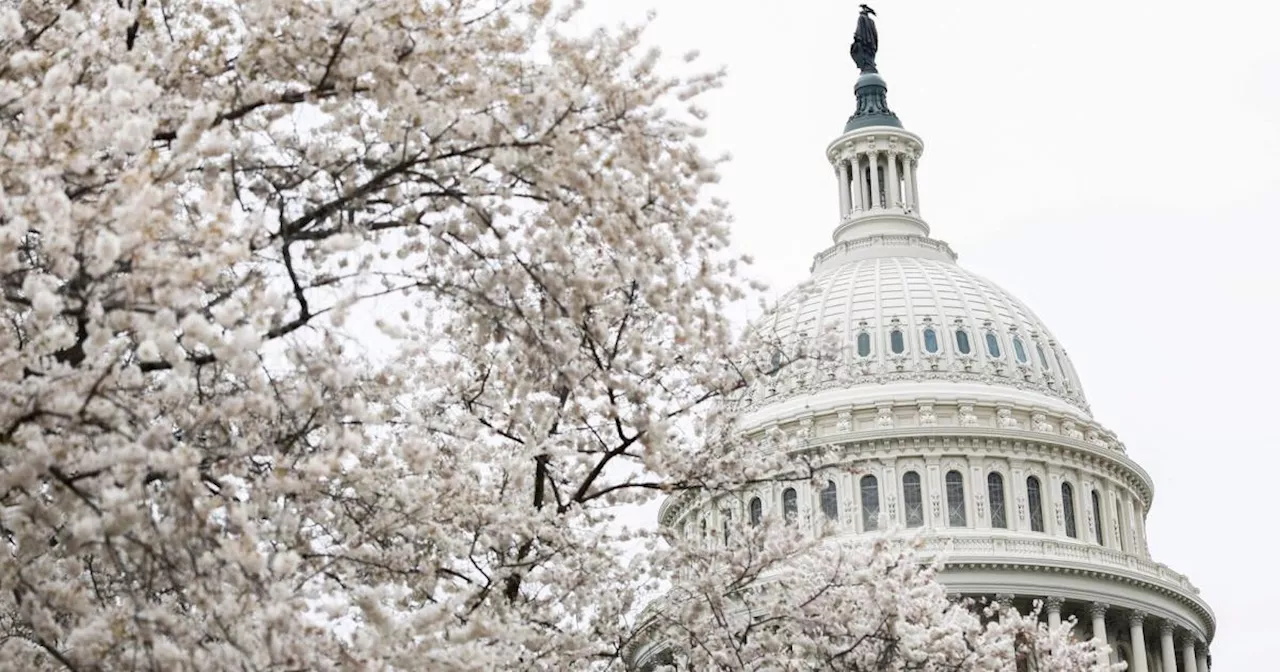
[850,4,878,74]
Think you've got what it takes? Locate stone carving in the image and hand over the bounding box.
[918,403,938,426]
[1089,602,1110,620]
[930,493,941,520]
[1044,596,1065,613]
[996,408,1018,429]
[1085,430,1108,448]
[1031,413,1055,433]
[1054,503,1063,526]
[876,406,895,428]
[958,405,979,427]
[836,410,853,432]
[795,418,814,440]
[1016,496,1026,521]
[850,6,880,74]
[1062,420,1084,440]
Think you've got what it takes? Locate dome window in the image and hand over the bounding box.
[955,329,971,355]
[945,470,967,527]
[902,471,924,528]
[860,475,880,531]
[1013,336,1028,364]
[782,487,798,524]
[722,510,732,544]
[1027,476,1045,533]
[821,480,839,521]
[984,332,1002,358]
[987,472,1007,529]
[856,332,872,357]
[889,329,905,354]
[749,497,763,527]
[1091,489,1105,546]
[1036,342,1050,370]
[923,328,939,353]
[1061,482,1078,539]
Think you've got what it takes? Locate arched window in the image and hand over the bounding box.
[902,471,924,528]
[890,329,905,354]
[749,497,763,527]
[860,475,880,531]
[1027,476,1045,532]
[985,332,1002,358]
[821,480,839,521]
[945,470,967,527]
[1013,337,1028,364]
[987,473,1007,529]
[923,328,940,353]
[1036,342,1050,370]
[1115,496,1127,552]
[782,488,798,524]
[856,332,872,357]
[1061,482,1078,538]
[1091,489,1105,545]
[955,329,972,355]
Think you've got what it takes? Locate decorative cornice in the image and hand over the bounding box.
[943,559,1214,642]
[811,234,954,270]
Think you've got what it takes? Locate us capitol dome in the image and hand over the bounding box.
[647,10,1214,672]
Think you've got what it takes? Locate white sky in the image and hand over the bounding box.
[572,0,1280,667]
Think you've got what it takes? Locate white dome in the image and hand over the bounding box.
[752,238,1090,416]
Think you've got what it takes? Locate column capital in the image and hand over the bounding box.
[1159,621,1176,636]
[995,593,1016,608]
[1044,596,1065,613]
[1128,610,1147,627]
[1180,631,1199,648]
[1089,602,1109,619]
[1195,641,1208,655]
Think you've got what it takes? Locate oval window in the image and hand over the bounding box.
[1013,337,1028,363]
[955,329,971,355]
[985,332,1001,358]
[923,328,939,353]
[857,332,871,357]
[890,330,905,354]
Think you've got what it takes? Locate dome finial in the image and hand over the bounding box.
[850,5,879,74]
[846,6,901,132]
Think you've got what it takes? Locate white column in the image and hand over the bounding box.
[867,151,881,209]
[902,153,915,212]
[1090,602,1109,667]
[1196,643,1209,672]
[1159,623,1177,672]
[887,151,901,209]
[851,157,864,212]
[909,157,920,214]
[1045,596,1063,632]
[1128,611,1148,672]
[1181,636,1198,672]
[837,161,852,217]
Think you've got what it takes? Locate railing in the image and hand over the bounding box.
[919,533,1202,595]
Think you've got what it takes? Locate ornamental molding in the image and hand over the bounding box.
[742,364,1091,417]
[657,425,1154,529]
[938,558,1215,643]
[810,234,955,269]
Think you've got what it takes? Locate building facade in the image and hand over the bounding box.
[650,22,1215,672]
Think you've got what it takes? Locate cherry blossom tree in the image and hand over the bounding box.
[0,1,1112,670]
[639,526,1117,671]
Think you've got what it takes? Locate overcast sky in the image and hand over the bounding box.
[573,0,1280,667]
